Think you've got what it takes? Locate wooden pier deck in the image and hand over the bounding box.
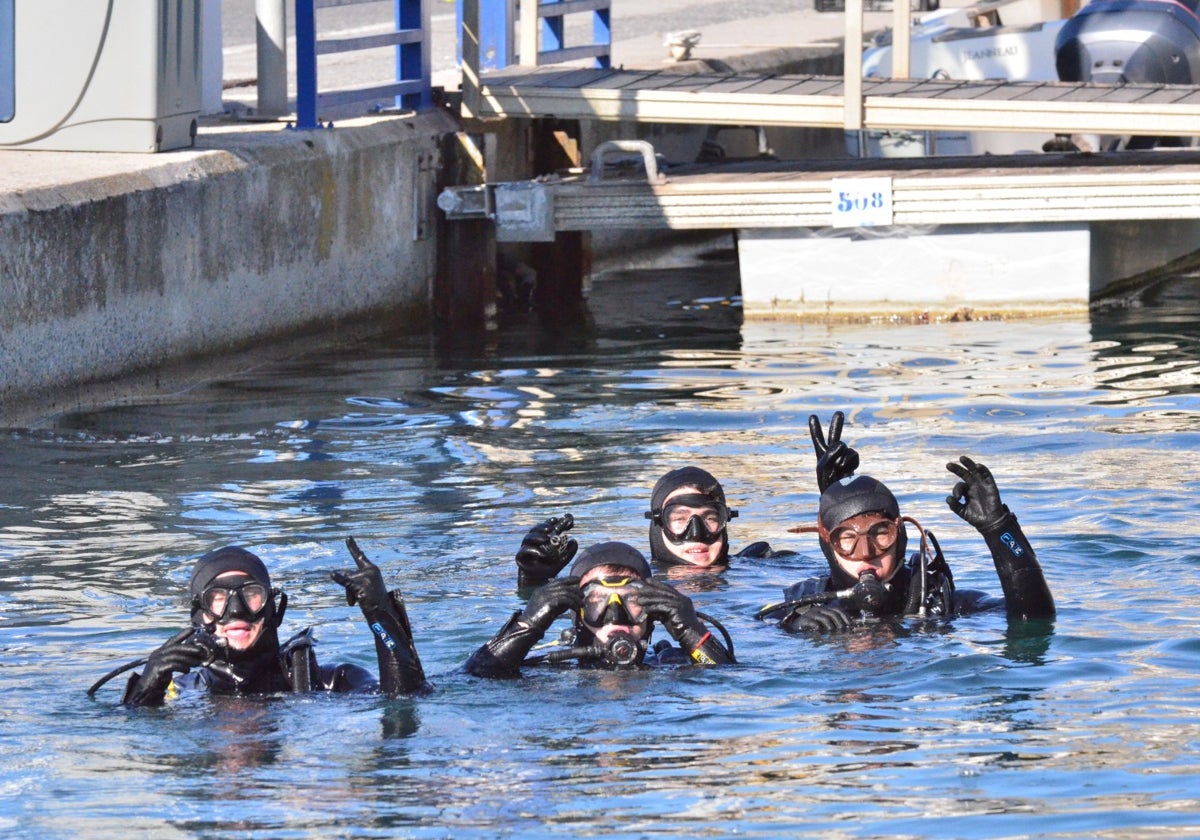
[446,0,1200,312]
[475,66,1200,137]
[462,150,1200,237]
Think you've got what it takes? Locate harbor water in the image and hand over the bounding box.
[2,246,1199,837]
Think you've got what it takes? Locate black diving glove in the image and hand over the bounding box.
[946,456,1010,534]
[780,602,854,633]
[520,576,583,633]
[122,628,218,707]
[466,581,580,680]
[333,538,427,696]
[635,579,709,651]
[810,411,861,494]
[331,536,391,614]
[516,514,578,586]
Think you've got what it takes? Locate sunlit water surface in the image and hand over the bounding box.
[2,255,1200,838]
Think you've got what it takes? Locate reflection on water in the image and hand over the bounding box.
[2,255,1200,837]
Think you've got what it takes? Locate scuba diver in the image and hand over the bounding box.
[95,540,426,706]
[465,541,736,678]
[515,465,795,587]
[759,412,1056,632]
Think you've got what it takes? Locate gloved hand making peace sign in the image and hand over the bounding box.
[809,411,861,494]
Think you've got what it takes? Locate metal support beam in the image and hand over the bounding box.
[519,0,538,66]
[461,0,483,117]
[843,0,864,131]
[256,0,288,116]
[891,0,911,80]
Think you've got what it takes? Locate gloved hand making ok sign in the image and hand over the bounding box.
[809,411,861,494]
[516,514,578,586]
[945,456,1010,534]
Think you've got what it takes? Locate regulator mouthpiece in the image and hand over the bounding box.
[852,571,889,611]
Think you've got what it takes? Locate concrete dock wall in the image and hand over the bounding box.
[1,110,456,422]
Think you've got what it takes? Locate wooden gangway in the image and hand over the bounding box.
[474,65,1200,138]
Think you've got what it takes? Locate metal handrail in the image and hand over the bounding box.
[519,0,611,68]
[0,0,12,123]
[459,0,610,73]
[294,0,432,130]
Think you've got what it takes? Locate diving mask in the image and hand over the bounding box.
[645,494,737,546]
[580,577,648,629]
[196,580,272,623]
[820,517,901,558]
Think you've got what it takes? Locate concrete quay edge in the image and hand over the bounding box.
[1,109,458,427]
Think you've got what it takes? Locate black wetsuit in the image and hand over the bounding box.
[122,590,426,706]
[729,541,796,562]
[159,627,379,698]
[778,509,1054,627]
[464,610,734,678]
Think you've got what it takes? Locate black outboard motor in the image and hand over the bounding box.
[1055,0,1200,147]
[1056,0,1200,85]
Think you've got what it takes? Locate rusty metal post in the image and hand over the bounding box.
[435,132,497,332]
[528,119,587,316]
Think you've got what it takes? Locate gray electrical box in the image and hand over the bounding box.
[0,0,201,152]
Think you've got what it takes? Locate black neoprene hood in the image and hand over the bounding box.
[647,466,732,564]
[189,546,272,599]
[819,475,900,531]
[570,541,652,580]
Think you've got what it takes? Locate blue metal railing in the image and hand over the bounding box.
[1,0,13,123]
[295,0,432,130]
[528,0,610,67]
[460,0,611,73]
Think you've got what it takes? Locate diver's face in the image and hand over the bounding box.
[579,567,648,644]
[827,513,902,582]
[200,571,267,652]
[659,487,725,567]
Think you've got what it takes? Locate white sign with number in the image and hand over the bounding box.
[830,177,894,228]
